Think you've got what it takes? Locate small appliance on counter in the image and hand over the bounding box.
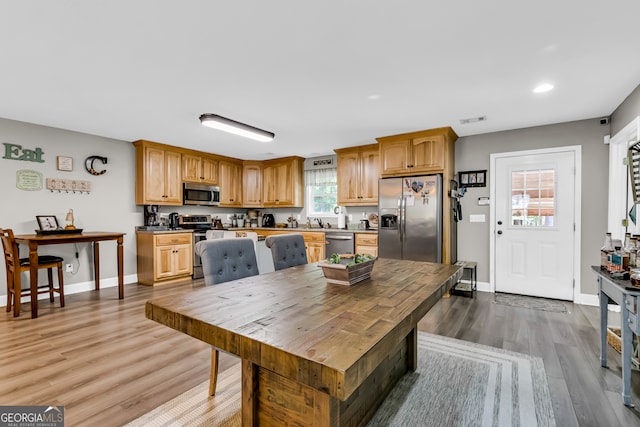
[144,205,160,227]
[263,214,275,227]
[168,212,179,229]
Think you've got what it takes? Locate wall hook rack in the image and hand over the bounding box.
[46,178,92,194]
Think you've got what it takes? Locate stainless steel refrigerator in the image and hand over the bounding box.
[378,175,442,262]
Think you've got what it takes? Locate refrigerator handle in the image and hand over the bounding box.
[399,196,405,242]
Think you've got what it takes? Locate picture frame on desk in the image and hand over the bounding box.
[36,215,59,231]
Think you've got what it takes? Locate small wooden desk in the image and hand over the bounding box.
[146,259,462,426]
[14,231,125,318]
[592,266,640,406]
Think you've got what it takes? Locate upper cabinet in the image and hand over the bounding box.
[133,140,183,205]
[335,144,380,206]
[182,153,219,184]
[219,160,243,207]
[377,127,457,177]
[243,161,263,207]
[262,156,304,207]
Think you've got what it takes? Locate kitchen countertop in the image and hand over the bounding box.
[229,226,378,234]
[135,227,194,234]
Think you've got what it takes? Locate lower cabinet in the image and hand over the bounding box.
[258,230,326,264]
[355,233,378,257]
[137,232,193,285]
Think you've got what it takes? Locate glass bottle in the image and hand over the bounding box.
[624,233,634,268]
[630,237,638,268]
[601,232,614,270]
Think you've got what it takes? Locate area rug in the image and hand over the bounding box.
[126,333,555,427]
[494,292,569,313]
[367,333,556,427]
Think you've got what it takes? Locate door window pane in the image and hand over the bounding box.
[511,169,555,227]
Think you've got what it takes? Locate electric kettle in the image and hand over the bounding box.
[263,214,275,227]
[168,212,179,229]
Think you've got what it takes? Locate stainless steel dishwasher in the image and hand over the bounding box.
[325,232,355,256]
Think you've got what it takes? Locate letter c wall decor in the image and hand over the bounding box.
[85,156,108,176]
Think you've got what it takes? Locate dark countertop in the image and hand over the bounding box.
[229,227,378,234]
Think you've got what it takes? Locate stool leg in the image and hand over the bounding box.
[5,271,12,312]
[47,268,55,302]
[13,270,22,317]
[57,264,65,307]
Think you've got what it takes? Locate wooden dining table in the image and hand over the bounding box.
[14,231,125,318]
[146,258,462,426]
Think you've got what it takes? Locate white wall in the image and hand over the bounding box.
[0,118,140,301]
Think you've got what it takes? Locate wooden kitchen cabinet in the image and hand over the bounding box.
[377,127,456,177]
[377,126,458,264]
[133,140,183,205]
[335,144,380,205]
[355,233,378,257]
[262,156,304,207]
[242,161,263,207]
[136,232,193,285]
[182,153,218,184]
[219,160,243,207]
[261,230,326,263]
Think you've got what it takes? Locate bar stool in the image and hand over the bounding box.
[1,228,65,317]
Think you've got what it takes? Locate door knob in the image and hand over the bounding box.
[497,230,503,235]
[497,220,502,225]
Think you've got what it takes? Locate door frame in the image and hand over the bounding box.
[489,145,582,300]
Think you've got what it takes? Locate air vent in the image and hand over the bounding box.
[460,116,487,125]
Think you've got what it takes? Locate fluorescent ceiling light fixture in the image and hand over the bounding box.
[533,83,554,93]
[199,114,274,142]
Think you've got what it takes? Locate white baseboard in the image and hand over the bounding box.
[1,274,138,308]
[460,280,600,307]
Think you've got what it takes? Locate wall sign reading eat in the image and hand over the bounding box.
[2,143,45,163]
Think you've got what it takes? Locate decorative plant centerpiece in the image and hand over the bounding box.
[318,253,377,285]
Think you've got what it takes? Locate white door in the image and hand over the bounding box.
[493,150,576,300]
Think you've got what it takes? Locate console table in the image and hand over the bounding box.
[592,266,640,406]
[14,231,125,318]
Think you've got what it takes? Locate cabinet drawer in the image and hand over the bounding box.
[300,232,326,243]
[155,233,192,246]
[355,233,378,246]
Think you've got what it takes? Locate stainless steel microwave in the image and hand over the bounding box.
[183,183,220,206]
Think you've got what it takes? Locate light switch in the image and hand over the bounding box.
[469,214,485,223]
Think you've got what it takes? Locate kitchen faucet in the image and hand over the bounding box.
[316,218,323,228]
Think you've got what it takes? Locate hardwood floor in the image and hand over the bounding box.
[419,292,640,427]
[2,283,640,426]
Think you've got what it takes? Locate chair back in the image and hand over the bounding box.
[265,234,308,271]
[195,238,259,286]
[0,228,19,275]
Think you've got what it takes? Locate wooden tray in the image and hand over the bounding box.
[318,257,376,285]
[36,228,83,236]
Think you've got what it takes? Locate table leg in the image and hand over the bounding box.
[407,327,418,371]
[117,236,124,299]
[241,359,258,426]
[621,302,633,406]
[28,241,39,318]
[599,278,608,368]
[93,242,100,290]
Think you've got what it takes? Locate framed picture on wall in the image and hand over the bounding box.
[458,170,487,188]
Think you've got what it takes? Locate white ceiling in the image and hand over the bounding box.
[1,1,639,160]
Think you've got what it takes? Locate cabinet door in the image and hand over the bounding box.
[182,154,202,183]
[144,146,168,203]
[219,161,243,206]
[337,152,360,205]
[306,243,325,263]
[359,148,380,203]
[174,243,193,276]
[155,245,176,279]
[411,135,444,172]
[201,156,219,184]
[263,161,292,206]
[243,163,263,207]
[262,164,277,205]
[164,150,183,204]
[380,140,410,175]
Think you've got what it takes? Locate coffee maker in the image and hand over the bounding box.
[144,205,160,227]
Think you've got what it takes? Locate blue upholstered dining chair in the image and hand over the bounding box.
[194,237,259,396]
[264,234,308,270]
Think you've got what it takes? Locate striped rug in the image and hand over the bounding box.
[126,333,555,426]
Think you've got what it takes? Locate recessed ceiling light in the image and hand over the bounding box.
[367,94,381,101]
[533,83,554,93]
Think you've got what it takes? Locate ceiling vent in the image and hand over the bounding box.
[304,155,336,171]
[460,116,487,125]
